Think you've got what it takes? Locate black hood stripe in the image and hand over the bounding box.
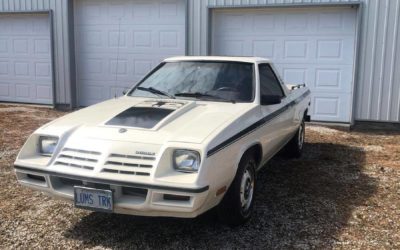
[207,90,311,157]
[106,107,174,129]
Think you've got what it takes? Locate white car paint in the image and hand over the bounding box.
[212,7,357,123]
[14,56,310,218]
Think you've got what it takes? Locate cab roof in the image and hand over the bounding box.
[164,56,271,64]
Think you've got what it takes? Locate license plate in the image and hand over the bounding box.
[74,186,113,212]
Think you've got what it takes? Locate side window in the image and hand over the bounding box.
[259,64,284,98]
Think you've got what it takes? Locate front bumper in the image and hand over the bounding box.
[14,165,210,218]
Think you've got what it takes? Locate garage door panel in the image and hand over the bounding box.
[11,18,31,33]
[317,11,356,34]
[215,8,355,35]
[12,39,30,54]
[214,14,245,32]
[315,37,355,63]
[253,14,276,31]
[315,69,344,90]
[252,40,276,59]
[0,61,9,75]
[0,39,8,53]
[0,81,52,104]
[280,67,309,85]
[1,58,51,81]
[0,83,11,98]
[75,0,185,106]
[14,61,30,78]
[213,39,245,57]
[75,0,185,25]
[283,40,309,59]
[275,64,353,93]
[34,62,52,79]
[33,16,50,34]
[79,80,136,106]
[80,84,104,104]
[310,93,352,122]
[314,68,353,93]
[77,54,160,82]
[316,39,343,60]
[76,26,184,53]
[284,13,309,32]
[317,12,343,30]
[78,54,160,73]
[15,84,31,99]
[35,85,52,100]
[0,14,52,105]
[212,7,356,122]
[215,35,354,65]
[0,39,50,59]
[33,39,51,55]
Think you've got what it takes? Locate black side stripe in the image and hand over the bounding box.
[207,90,311,158]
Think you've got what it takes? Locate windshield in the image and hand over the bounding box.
[129,61,254,103]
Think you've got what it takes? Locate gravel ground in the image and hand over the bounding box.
[0,104,399,249]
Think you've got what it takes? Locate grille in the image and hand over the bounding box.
[54,148,101,171]
[101,153,155,176]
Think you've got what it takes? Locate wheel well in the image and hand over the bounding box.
[243,144,262,168]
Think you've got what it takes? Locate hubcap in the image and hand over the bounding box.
[298,122,305,149]
[240,166,254,213]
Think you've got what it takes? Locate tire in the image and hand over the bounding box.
[285,119,305,158]
[218,152,256,226]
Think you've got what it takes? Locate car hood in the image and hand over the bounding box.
[38,96,254,145]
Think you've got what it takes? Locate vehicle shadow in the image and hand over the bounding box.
[65,143,376,249]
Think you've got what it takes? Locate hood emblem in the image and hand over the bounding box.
[119,128,127,133]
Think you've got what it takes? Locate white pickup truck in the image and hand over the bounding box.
[14,56,310,226]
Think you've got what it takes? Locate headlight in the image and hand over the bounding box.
[173,149,201,173]
[39,136,58,156]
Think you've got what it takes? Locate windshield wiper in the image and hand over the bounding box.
[175,92,235,103]
[137,87,175,99]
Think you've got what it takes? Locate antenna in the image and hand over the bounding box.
[114,18,122,99]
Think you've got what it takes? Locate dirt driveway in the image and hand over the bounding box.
[0,104,399,249]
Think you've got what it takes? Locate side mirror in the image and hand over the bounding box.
[261,95,281,105]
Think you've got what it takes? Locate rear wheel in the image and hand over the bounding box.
[285,119,305,158]
[218,152,256,226]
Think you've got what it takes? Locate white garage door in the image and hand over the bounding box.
[0,14,53,105]
[75,0,186,106]
[212,7,357,123]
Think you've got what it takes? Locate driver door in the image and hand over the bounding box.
[258,63,295,162]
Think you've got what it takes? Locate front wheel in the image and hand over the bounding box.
[285,119,305,158]
[218,153,256,226]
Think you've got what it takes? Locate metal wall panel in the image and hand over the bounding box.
[1,0,399,122]
[188,0,400,122]
[0,0,71,105]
